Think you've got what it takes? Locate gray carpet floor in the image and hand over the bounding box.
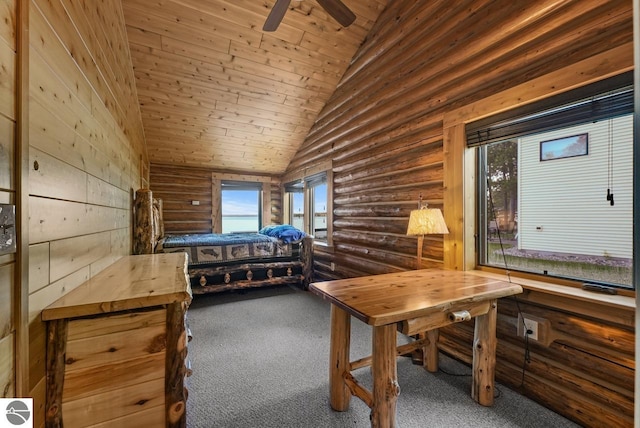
[185,285,581,428]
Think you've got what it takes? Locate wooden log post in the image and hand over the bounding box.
[166,302,189,428]
[45,319,68,428]
[301,235,314,288]
[154,198,164,239]
[133,188,155,255]
[370,324,400,428]
[329,305,351,411]
[472,299,498,406]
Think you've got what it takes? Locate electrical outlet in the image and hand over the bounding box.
[330,262,335,271]
[517,313,551,346]
[517,313,544,342]
[523,318,539,341]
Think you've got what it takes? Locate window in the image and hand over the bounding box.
[284,180,305,231]
[469,72,633,289]
[221,181,262,233]
[307,173,328,241]
[284,170,332,244]
[290,190,304,231]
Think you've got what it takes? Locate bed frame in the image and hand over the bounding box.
[133,188,313,294]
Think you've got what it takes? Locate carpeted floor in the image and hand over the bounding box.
[185,285,580,428]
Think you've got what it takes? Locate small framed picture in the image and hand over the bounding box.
[540,133,588,161]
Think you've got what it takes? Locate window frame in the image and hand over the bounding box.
[285,183,305,231]
[468,74,634,290]
[282,161,333,247]
[440,52,635,299]
[220,180,263,233]
[212,173,272,234]
[307,174,328,242]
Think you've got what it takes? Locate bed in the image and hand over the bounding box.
[133,188,313,295]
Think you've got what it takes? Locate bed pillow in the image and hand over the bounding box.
[259,224,306,244]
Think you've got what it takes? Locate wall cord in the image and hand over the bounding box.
[486,174,531,389]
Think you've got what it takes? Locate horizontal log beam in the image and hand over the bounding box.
[192,275,305,295]
[189,260,304,277]
[333,164,443,196]
[333,185,443,207]
[333,143,442,183]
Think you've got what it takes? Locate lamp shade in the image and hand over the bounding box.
[406,207,449,235]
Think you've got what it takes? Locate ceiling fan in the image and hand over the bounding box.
[263,0,356,32]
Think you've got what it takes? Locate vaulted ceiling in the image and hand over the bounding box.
[122,0,388,175]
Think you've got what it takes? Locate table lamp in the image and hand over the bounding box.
[406,203,449,269]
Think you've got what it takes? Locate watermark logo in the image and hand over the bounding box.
[0,399,32,428]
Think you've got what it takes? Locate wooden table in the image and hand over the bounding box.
[309,269,522,428]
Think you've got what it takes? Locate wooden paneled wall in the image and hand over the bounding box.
[0,0,17,400]
[149,164,280,234]
[27,0,147,425]
[284,0,634,425]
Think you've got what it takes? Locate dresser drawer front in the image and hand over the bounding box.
[61,309,168,427]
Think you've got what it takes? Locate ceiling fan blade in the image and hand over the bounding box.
[263,0,291,32]
[316,0,356,27]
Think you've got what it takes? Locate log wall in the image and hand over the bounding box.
[149,166,214,234]
[284,0,635,425]
[438,287,634,427]
[288,0,633,280]
[0,0,17,400]
[26,0,147,425]
[149,164,280,234]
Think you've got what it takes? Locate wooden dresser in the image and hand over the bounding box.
[42,253,192,428]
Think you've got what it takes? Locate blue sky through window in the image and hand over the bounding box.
[292,192,304,213]
[222,190,259,215]
[222,188,327,215]
[314,183,327,213]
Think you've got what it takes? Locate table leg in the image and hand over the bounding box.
[371,324,400,428]
[423,329,439,372]
[472,299,498,406]
[329,305,351,411]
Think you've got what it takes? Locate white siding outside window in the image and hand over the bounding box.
[518,114,632,258]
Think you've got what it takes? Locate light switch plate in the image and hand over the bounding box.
[0,204,16,255]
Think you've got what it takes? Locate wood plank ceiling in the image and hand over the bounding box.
[122,0,388,175]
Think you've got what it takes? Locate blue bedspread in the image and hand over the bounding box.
[161,232,274,248]
[158,232,293,266]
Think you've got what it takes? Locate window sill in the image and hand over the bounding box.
[470,269,635,327]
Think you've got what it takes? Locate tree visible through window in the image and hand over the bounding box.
[486,140,518,235]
